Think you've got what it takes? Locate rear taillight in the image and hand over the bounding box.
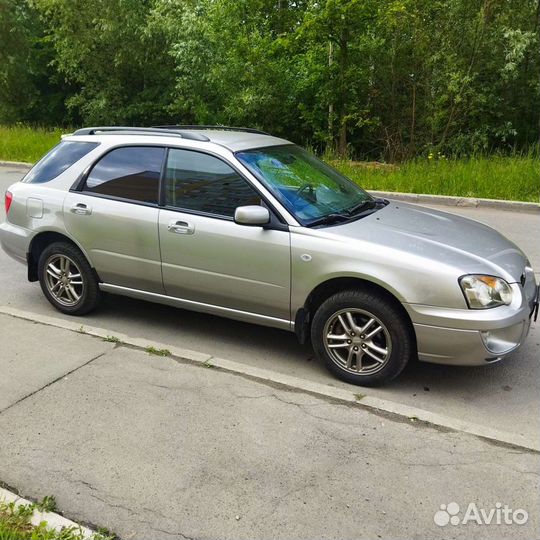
[5,191,13,214]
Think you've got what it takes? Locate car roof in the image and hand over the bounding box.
[66,126,292,152]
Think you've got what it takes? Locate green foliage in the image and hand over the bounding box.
[331,149,539,202]
[35,496,57,513]
[32,0,177,125]
[0,0,33,122]
[145,346,170,356]
[0,499,113,540]
[0,0,538,161]
[102,335,121,344]
[0,125,63,162]
[0,0,69,124]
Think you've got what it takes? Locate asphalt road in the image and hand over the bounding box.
[1,314,538,540]
[1,164,539,444]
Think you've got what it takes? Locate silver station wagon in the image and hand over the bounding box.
[1,126,538,386]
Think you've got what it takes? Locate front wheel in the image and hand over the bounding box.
[311,289,413,386]
[38,241,101,315]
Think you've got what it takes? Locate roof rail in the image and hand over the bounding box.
[72,126,210,142]
[152,125,270,136]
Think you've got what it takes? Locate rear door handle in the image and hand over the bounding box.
[70,203,92,215]
[167,220,195,235]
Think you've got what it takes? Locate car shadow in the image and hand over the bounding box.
[98,292,309,361]
[93,293,539,406]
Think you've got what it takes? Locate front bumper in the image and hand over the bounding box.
[405,281,538,366]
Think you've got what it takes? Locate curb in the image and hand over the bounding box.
[370,190,540,212]
[0,486,95,538]
[0,160,32,168]
[1,305,538,453]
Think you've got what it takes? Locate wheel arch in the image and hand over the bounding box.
[295,276,416,349]
[27,231,98,282]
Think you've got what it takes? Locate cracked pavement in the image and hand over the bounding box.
[0,314,538,539]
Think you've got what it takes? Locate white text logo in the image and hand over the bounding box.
[434,502,528,527]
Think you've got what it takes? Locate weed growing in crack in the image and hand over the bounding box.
[102,335,122,344]
[145,346,170,356]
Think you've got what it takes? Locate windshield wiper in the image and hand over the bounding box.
[305,213,351,228]
[305,198,387,228]
[346,199,379,216]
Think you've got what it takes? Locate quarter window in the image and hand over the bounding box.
[164,148,260,217]
[84,146,165,204]
[24,141,99,184]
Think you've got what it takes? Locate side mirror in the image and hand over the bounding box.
[234,205,270,226]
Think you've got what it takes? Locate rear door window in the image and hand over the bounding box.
[83,146,165,205]
[23,140,99,184]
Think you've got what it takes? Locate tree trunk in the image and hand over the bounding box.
[337,29,349,158]
[409,81,416,156]
[328,41,334,146]
[439,0,487,148]
[338,123,347,156]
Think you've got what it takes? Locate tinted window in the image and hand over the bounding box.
[23,141,99,184]
[164,149,260,217]
[84,146,164,204]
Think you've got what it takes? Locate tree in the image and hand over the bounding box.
[33,0,176,124]
[2,0,538,159]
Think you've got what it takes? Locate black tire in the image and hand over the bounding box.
[311,289,413,386]
[38,241,101,315]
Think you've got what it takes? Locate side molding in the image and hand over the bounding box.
[99,283,294,332]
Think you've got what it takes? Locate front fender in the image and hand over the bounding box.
[290,228,466,315]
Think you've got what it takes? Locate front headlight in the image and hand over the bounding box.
[459,275,513,309]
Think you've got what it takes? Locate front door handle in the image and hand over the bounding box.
[70,203,92,215]
[167,220,195,235]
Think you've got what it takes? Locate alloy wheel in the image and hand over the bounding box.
[44,254,84,307]
[323,308,392,375]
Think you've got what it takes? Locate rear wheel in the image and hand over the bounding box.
[311,289,412,386]
[38,242,101,315]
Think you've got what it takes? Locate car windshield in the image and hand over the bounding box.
[236,145,372,225]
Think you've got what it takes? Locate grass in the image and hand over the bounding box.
[0,125,65,163]
[102,335,122,344]
[331,152,539,202]
[0,124,537,201]
[35,496,57,513]
[145,346,170,356]
[0,497,112,540]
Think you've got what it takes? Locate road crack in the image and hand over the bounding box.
[0,351,108,416]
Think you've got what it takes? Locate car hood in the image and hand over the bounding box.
[329,201,527,282]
